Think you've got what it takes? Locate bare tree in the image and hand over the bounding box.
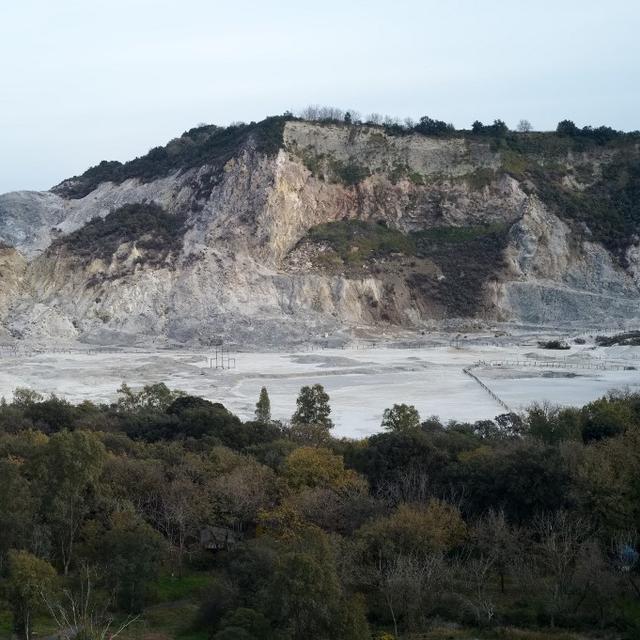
[517,119,533,132]
[376,552,449,635]
[43,565,139,640]
[572,540,618,628]
[534,511,591,627]
[471,509,519,593]
[456,554,496,626]
[375,466,432,505]
[299,105,347,122]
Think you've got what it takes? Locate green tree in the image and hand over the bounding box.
[101,511,167,612]
[556,119,579,136]
[0,460,34,569]
[267,551,342,639]
[291,384,333,429]
[5,550,57,640]
[12,387,44,407]
[255,387,271,423]
[116,382,184,413]
[30,430,106,574]
[217,608,271,640]
[266,531,369,640]
[381,404,421,432]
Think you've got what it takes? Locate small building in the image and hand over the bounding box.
[200,526,240,551]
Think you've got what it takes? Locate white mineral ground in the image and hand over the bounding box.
[1,334,639,438]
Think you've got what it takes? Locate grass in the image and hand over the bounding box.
[119,602,204,640]
[298,219,510,317]
[413,223,507,244]
[305,219,415,264]
[150,571,213,603]
[0,610,11,637]
[0,610,58,639]
[406,626,599,640]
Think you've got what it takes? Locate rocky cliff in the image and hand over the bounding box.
[0,118,639,346]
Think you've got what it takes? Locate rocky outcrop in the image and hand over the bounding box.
[0,120,638,346]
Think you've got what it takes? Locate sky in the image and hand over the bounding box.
[1,0,639,193]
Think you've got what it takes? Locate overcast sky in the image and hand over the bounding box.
[1,0,639,193]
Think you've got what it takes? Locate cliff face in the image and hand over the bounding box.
[0,120,638,346]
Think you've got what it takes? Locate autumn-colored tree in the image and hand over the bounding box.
[284,446,360,491]
[358,500,467,558]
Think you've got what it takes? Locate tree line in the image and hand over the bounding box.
[298,104,639,141]
[0,383,639,638]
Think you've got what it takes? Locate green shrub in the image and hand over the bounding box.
[329,159,371,185]
[55,202,185,265]
[56,116,291,199]
[304,220,414,263]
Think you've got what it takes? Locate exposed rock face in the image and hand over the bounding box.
[0,120,638,346]
[501,200,640,323]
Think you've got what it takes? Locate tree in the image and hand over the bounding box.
[381,404,421,432]
[291,384,333,429]
[268,550,340,639]
[0,460,35,569]
[266,535,368,640]
[414,116,454,136]
[255,387,271,423]
[12,387,44,407]
[217,608,271,640]
[375,552,449,635]
[30,430,106,575]
[210,459,278,531]
[471,509,519,593]
[580,397,631,442]
[534,511,590,627]
[44,565,139,640]
[359,501,467,559]
[5,550,57,640]
[100,511,167,612]
[556,119,579,136]
[116,382,184,413]
[517,119,533,132]
[283,447,359,491]
[491,119,509,136]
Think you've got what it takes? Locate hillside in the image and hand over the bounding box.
[0,116,639,346]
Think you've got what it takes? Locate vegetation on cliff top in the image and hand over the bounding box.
[55,116,291,199]
[54,109,639,200]
[52,108,640,262]
[504,150,640,259]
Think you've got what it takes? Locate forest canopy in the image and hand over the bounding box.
[1,382,640,639]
